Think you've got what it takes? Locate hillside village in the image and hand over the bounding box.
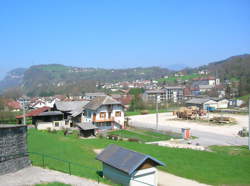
[0,0,250,185]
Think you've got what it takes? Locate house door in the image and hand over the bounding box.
[108,112,112,119]
[93,113,96,121]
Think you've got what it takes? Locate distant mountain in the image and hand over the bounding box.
[0,64,172,96]
[0,68,26,93]
[166,64,188,71]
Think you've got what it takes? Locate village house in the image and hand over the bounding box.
[83,96,124,130]
[84,92,106,100]
[142,90,166,103]
[211,98,229,109]
[96,144,165,186]
[143,86,184,103]
[16,106,69,130]
[164,86,184,103]
[4,100,21,112]
[186,98,218,110]
[53,100,89,127]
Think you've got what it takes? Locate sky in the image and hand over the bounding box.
[0,0,249,79]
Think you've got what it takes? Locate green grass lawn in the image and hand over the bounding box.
[28,129,250,186]
[107,128,180,142]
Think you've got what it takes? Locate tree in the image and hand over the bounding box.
[3,87,23,100]
[129,94,145,111]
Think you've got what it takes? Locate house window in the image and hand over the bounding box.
[115,111,121,117]
[100,112,106,118]
[54,122,59,127]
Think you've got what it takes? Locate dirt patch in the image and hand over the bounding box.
[93,149,103,155]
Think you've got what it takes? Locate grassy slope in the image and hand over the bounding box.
[238,93,250,102]
[158,73,201,83]
[108,129,180,142]
[28,129,250,185]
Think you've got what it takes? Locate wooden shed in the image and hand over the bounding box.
[96,144,165,186]
[77,122,97,137]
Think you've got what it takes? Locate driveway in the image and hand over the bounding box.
[0,166,107,186]
[129,112,248,146]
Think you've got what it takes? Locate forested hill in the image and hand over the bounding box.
[0,64,172,96]
[1,54,249,97]
[206,54,250,96]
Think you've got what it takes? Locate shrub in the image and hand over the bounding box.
[128,138,140,142]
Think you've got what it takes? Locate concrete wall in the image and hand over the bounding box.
[0,125,30,175]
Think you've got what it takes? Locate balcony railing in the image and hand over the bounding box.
[93,117,114,123]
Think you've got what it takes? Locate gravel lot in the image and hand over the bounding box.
[129,112,248,146]
[0,166,107,186]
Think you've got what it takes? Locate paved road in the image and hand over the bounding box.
[129,114,248,147]
[0,166,107,186]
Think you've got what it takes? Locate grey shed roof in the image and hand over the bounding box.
[85,96,122,110]
[186,98,211,105]
[77,122,97,130]
[55,101,89,112]
[38,111,63,116]
[96,144,165,175]
[55,101,89,117]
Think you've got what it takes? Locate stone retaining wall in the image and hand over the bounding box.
[0,125,30,175]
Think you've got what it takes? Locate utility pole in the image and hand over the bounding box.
[248,98,250,150]
[22,98,26,125]
[156,95,160,130]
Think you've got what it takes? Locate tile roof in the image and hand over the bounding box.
[96,144,165,175]
[16,106,51,119]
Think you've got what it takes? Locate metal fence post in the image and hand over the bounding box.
[68,162,71,175]
[42,154,45,167]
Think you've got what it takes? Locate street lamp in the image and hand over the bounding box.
[156,95,161,130]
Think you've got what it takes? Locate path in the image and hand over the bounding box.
[0,166,107,186]
[129,112,248,146]
[158,170,209,186]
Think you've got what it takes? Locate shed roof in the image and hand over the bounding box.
[186,98,212,105]
[85,96,122,110]
[77,122,97,130]
[37,111,63,116]
[96,144,165,175]
[55,101,89,112]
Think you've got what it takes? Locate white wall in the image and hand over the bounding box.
[36,120,69,130]
[203,100,218,110]
[131,167,157,186]
[217,99,229,109]
[84,105,124,128]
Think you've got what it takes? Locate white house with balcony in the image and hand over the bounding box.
[83,96,124,130]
